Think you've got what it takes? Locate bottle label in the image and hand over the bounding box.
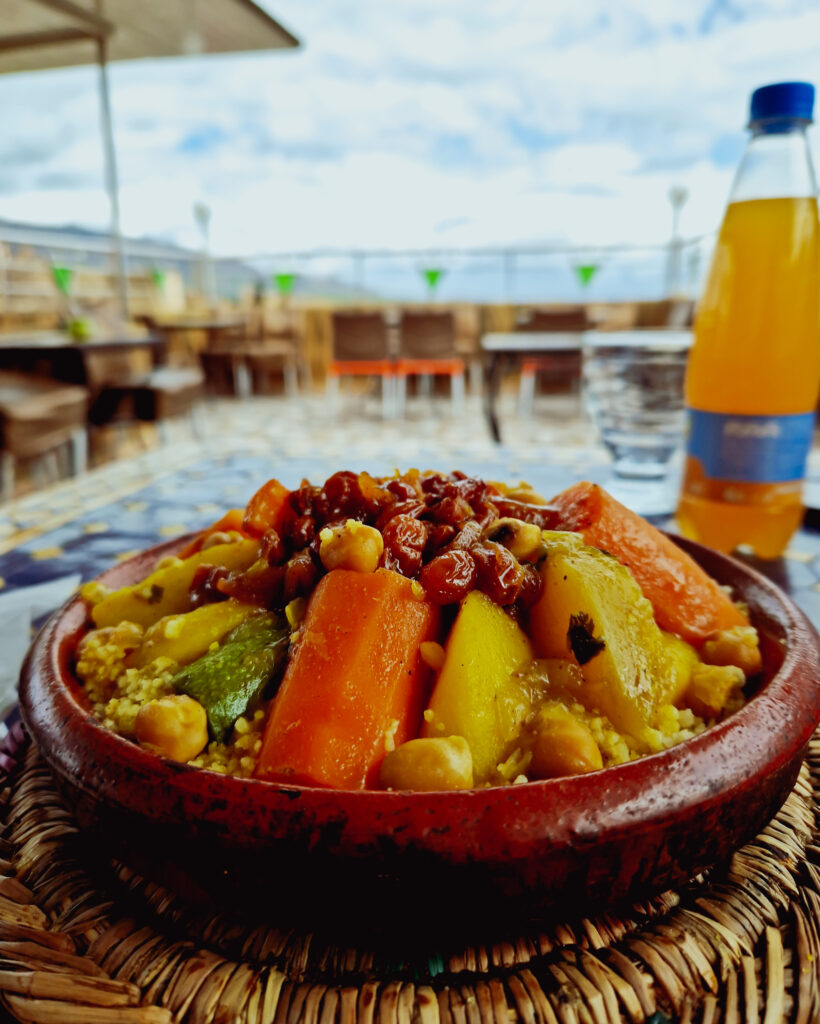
[686,409,815,484]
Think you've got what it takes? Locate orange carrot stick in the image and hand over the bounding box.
[178,509,248,558]
[549,481,749,646]
[256,568,440,789]
[243,479,292,538]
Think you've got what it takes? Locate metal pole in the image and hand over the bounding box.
[96,36,128,318]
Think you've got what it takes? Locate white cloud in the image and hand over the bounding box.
[0,0,815,258]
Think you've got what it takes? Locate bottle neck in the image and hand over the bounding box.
[729,124,818,202]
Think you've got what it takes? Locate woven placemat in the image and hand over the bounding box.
[0,724,817,1024]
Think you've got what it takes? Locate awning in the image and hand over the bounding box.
[0,0,298,73]
[0,0,300,315]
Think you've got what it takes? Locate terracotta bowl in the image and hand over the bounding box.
[18,533,820,937]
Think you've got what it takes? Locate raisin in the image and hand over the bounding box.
[218,563,285,608]
[443,476,487,504]
[322,471,365,519]
[290,515,316,550]
[424,522,458,556]
[427,495,474,528]
[283,550,321,602]
[386,478,418,501]
[260,529,287,566]
[382,514,428,576]
[446,520,483,552]
[517,565,544,608]
[471,499,499,531]
[290,482,320,517]
[376,500,426,531]
[488,498,561,530]
[420,550,477,604]
[420,473,449,499]
[189,565,230,608]
[471,541,524,605]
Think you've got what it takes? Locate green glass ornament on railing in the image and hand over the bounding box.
[273,272,296,297]
[52,265,73,296]
[151,268,166,291]
[421,267,445,297]
[574,263,599,288]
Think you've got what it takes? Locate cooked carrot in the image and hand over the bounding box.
[256,568,440,789]
[243,479,292,538]
[178,509,248,558]
[549,481,749,646]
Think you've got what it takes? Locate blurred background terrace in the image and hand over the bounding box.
[0,0,814,502]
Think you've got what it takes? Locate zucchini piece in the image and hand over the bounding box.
[172,613,289,742]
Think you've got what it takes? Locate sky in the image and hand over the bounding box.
[0,0,817,260]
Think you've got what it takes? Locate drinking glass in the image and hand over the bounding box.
[582,330,692,516]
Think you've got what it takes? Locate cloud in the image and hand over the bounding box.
[0,0,815,256]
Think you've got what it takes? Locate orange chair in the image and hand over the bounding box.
[327,312,395,418]
[515,307,590,415]
[395,311,465,416]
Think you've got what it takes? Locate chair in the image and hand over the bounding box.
[0,372,88,500]
[327,311,394,418]
[395,311,465,415]
[132,367,206,440]
[452,303,484,396]
[84,350,204,443]
[634,299,695,329]
[245,307,305,398]
[515,307,590,415]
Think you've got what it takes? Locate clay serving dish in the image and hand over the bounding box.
[18,533,820,934]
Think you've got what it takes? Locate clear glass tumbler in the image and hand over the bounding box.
[582,330,693,516]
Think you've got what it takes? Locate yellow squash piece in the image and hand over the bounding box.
[90,539,260,629]
[133,599,257,668]
[421,590,533,783]
[529,531,681,738]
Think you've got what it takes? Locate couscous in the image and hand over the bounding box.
[75,472,761,790]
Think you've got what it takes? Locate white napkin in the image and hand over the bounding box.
[0,575,82,722]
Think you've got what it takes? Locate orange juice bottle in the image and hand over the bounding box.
[678,82,820,558]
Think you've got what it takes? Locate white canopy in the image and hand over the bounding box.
[0,0,298,72]
[0,0,300,313]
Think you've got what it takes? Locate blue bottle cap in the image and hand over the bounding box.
[749,82,814,129]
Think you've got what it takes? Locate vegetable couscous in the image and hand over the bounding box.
[75,471,760,791]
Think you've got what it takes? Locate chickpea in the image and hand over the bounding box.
[529,706,603,779]
[484,518,545,562]
[380,736,474,791]
[319,519,384,573]
[701,626,762,678]
[135,695,209,763]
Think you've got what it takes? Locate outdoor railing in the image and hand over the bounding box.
[0,220,715,324]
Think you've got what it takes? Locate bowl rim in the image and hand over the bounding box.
[19,530,820,860]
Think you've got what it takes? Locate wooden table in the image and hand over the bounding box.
[481,331,584,443]
[149,316,248,354]
[1,449,820,1023]
[207,340,299,398]
[0,332,167,386]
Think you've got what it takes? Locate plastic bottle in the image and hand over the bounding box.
[677,81,820,558]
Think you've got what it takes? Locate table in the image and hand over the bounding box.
[0,332,167,386]
[150,317,261,395]
[149,316,247,356]
[207,339,299,398]
[481,331,584,442]
[0,448,820,1022]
